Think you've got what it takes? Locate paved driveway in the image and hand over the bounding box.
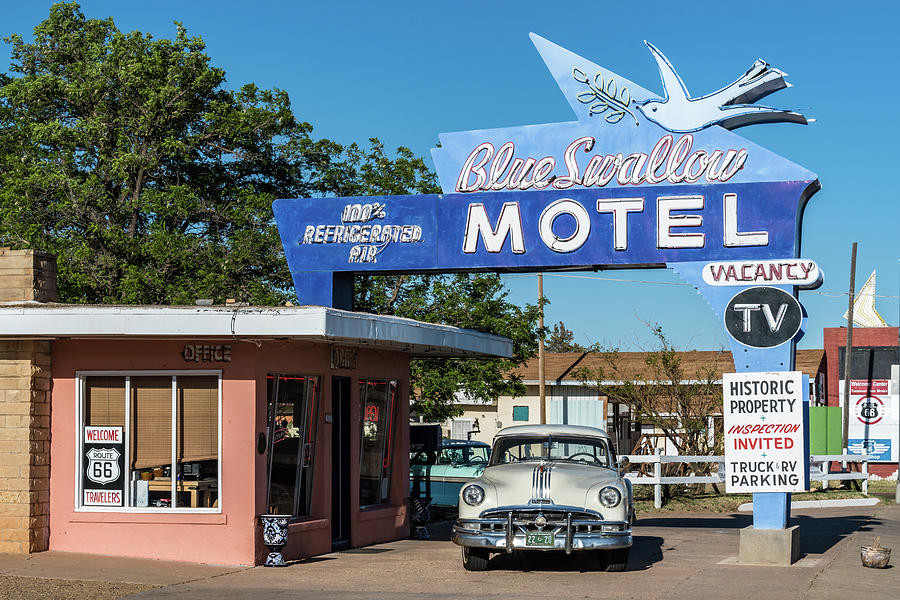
[0,504,896,599]
[130,504,898,600]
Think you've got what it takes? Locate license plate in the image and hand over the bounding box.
[525,531,554,547]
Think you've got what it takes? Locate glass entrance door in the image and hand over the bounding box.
[331,376,351,550]
[265,374,319,517]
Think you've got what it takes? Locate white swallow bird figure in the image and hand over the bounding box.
[636,41,808,132]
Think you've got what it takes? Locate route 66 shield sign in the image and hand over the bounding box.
[82,426,125,507]
[85,447,121,485]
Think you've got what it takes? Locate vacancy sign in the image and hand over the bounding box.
[723,371,806,493]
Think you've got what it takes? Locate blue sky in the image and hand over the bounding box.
[4,1,898,351]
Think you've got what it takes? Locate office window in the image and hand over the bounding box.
[78,372,220,511]
[359,379,398,506]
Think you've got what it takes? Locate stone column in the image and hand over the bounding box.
[0,341,51,553]
[0,248,56,553]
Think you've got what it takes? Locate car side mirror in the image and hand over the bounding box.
[617,456,630,475]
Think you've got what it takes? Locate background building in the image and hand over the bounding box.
[448,349,827,456]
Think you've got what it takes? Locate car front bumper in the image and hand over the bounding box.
[452,510,631,554]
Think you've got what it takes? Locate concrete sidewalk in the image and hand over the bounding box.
[0,503,897,599]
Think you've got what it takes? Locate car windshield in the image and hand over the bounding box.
[490,435,612,468]
[440,445,489,465]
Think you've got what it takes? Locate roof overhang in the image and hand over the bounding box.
[0,304,512,359]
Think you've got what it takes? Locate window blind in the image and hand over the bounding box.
[130,376,172,470]
[178,376,218,464]
[85,376,125,428]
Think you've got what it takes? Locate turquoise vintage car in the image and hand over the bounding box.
[410,439,491,507]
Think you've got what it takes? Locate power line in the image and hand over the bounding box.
[503,272,900,298]
[504,273,691,286]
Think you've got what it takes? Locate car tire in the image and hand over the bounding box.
[462,546,490,571]
[598,547,629,572]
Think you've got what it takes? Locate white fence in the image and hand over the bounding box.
[624,450,870,508]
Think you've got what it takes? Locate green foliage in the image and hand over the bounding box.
[545,320,585,353]
[329,143,541,422]
[381,274,540,422]
[326,142,541,422]
[0,3,540,422]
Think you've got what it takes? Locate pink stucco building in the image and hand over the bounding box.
[0,249,511,564]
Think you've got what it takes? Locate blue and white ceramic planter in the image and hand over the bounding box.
[260,514,290,567]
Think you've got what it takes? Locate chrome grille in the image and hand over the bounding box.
[479,508,603,533]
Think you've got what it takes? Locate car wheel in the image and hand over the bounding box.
[598,547,629,572]
[462,546,490,571]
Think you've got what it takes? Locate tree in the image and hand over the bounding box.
[0,2,317,304]
[545,321,585,353]
[0,3,540,422]
[574,324,725,499]
[391,273,540,422]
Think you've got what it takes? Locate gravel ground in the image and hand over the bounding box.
[0,575,156,599]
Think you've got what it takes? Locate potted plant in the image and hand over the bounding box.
[860,536,891,568]
[260,513,290,567]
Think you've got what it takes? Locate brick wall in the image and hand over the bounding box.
[0,341,51,553]
[0,248,57,303]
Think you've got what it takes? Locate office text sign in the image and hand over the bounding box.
[723,372,806,493]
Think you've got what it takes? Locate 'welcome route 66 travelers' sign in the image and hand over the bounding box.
[82,426,125,507]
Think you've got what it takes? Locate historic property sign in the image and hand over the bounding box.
[843,379,899,462]
[723,372,808,493]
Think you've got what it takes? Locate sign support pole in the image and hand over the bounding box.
[538,273,546,424]
[842,242,857,452]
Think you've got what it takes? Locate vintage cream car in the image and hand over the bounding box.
[452,424,633,571]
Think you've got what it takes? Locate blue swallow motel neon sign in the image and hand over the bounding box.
[274,34,818,309]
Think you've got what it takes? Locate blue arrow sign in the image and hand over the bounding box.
[275,34,819,313]
[275,179,814,304]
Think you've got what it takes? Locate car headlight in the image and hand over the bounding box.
[599,486,621,508]
[462,484,485,506]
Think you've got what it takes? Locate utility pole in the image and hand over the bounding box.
[538,273,546,424]
[841,243,857,454]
